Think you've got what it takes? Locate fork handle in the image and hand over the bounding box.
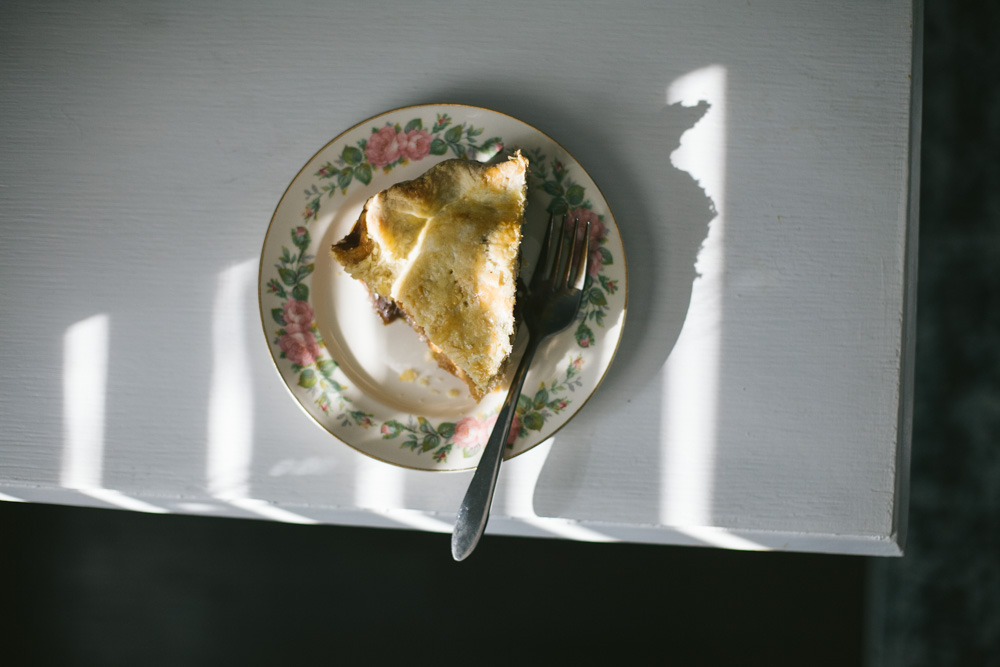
[451,333,541,561]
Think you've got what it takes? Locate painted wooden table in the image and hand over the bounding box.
[0,0,921,555]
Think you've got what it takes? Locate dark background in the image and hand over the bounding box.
[3,2,997,665]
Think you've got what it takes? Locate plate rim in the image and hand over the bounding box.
[258,102,629,471]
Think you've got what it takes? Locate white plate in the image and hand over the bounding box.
[259,104,627,471]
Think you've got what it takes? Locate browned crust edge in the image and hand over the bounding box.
[330,205,374,266]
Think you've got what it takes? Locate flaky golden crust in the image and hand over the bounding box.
[331,153,528,400]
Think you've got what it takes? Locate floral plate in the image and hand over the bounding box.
[259,104,627,471]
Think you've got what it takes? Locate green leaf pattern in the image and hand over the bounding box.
[379,355,587,463]
[523,147,618,349]
[508,355,585,441]
[303,113,504,217]
[269,225,375,429]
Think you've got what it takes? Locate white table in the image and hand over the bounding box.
[0,0,921,555]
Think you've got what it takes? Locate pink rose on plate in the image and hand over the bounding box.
[566,208,607,276]
[283,299,314,328]
[484,412,519,445]
[452,416,489,449]
[365,125,404,168]
[279,330,321,366]
[399,129,432,161]
[508,413,521,444]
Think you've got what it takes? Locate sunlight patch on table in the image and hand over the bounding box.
[660,65,727,527]
[518,516,619,543]
[61,313,109,490]
[354,459,451,531]
[61,314,169,513]
[226,497,319,524]
[207,260,257,500]
[500,437,616,543]
[205,259,312,524]
[673,526,770,551]
[354,457,406,508]
[81,488,169,514]
[369,508,454,533]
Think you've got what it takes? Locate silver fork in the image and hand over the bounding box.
[451,213,591,561]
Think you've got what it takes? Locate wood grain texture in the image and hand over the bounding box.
[0,0,920,554]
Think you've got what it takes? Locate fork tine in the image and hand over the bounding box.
[548,214,568,283]
[572,219,591,291]
[558,217,581,287]
[534,212,558,284]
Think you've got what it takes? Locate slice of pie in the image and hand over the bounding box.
[331,152,529,401]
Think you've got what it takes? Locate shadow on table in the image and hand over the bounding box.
[531,99,715,522]
[417,80,716,525]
